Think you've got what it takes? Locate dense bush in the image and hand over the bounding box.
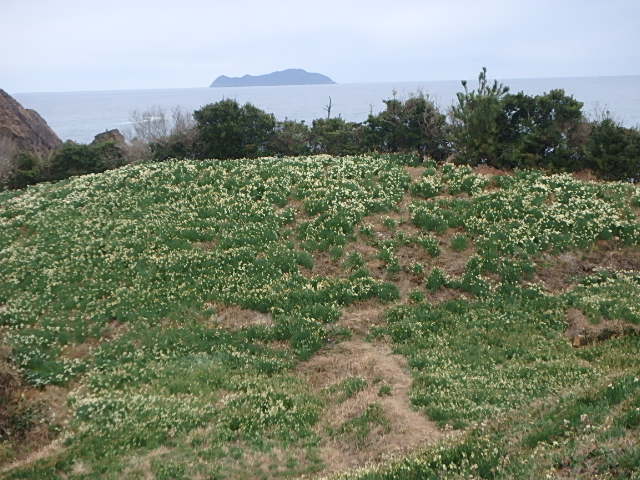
[309,117,365,155]
[450,68,589,171]
[498,89,588,170]
[193,99,276,159]
[365,92,450,160]
[3,151,42,189]
[449,67,509,165]
[586,117,640,180]
[149,129,198,162]
[47,141,127,181]
[268,119,311,156]
[1,141,126,189]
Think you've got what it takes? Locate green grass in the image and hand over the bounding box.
[1,154,639,479]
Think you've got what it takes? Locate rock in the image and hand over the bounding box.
[0,89,61,155]
[91,129,125,146]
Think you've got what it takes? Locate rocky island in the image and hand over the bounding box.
[210,68,335,87]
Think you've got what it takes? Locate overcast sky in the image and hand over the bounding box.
[2,0,639,93]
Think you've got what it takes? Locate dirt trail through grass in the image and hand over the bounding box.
[297,305,443,475]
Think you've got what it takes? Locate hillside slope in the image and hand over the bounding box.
[1,154,639,479]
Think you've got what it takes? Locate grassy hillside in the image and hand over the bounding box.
[1,154,639,479]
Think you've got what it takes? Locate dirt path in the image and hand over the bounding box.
[297,305,443,476]
[0,438,65,475]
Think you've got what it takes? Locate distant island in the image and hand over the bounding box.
[210,68,335,87]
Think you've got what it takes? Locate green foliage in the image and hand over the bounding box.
[365,92,450,160]
[410,175,442,198]
[450,234,469,252]
[450,67,510,165]
[409,289,425,303]
[48,141,127,181]
[375,282,401,302]
[149,129,198,162]
[378,385,392,397]
[425,268,447,292]
[382,216,397,230]
[310,117,365,155]
[3,141,127,190]
[450,68,589,173]
[408,262,425,275]
[566,272,640,325]
[416,235,440,257]
[295,250,314,270]
[3,151,43,189]
[269,119,311,156]
[498,89,587,170]
[194,99,276,159]
[411,203,448,233]
[587,117,640,180]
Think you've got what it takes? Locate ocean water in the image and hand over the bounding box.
[13,75,640,144]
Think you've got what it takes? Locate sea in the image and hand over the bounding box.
[13,75,640,144]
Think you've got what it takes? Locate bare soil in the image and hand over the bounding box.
[565,308,640,347]
[296,304,443,476]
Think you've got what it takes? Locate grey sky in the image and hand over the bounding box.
[2,0,639,93]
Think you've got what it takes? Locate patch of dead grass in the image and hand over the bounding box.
[295,305,443,477]
[207,304,273,330]
[535,243,640,292]
[565,308,640,347]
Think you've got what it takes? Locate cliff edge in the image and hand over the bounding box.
[0,89,61,154]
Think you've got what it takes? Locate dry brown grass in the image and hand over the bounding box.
[295,305,443,476]
[535,243,640,293]
[207,304,273,330]
[565,308,640,347]
[298,337,442,475]
[405,166,426,181]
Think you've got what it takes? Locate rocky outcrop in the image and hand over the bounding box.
[0,89,61,155]
[91,129,125,146]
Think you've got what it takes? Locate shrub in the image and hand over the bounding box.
[449,67,509,165]
[3,151,43,189]
[587,117,640,181]
[365,92,450,160]
[498,89,587,170]
[309,117,365,155]
[268,120,311,156]
[194,99,276,159]
[295,251,314,270]
[450,68,588,171]
[47,140,126,181]
[149,129,198,162]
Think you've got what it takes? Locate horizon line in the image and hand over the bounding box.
[10,72,640,96]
